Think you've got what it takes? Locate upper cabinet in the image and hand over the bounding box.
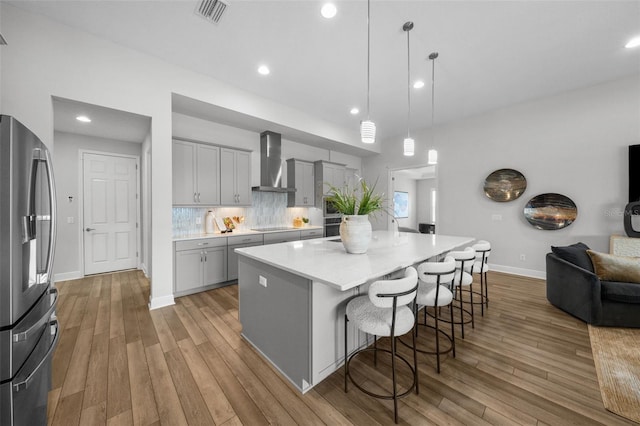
[220,148,252,206]
[173,140,220,206]
[287,159,315,207]
[314,160,346,206]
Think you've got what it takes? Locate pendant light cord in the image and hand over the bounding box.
[366,0,371,120]
[406,25,411,138]
[429,52,439,131]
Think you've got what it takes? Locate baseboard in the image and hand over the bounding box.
[140,262,149,278]
[148,294,175,310]
[54,271,82,282]
[491,263,546,280]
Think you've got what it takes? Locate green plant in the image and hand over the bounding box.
[326,178,385,216]
[302,217,309,224]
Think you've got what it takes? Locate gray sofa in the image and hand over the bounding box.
[546,252,640,327]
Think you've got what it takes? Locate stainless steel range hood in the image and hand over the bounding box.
[252,131,295,193]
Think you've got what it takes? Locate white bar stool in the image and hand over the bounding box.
[451,247,476,338]
[470,240,491,315]
[344,267,419,424]
[414,256,456,373]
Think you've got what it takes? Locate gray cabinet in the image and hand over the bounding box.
[263,231,301,245]
[314,160,346,206]
[300,228,323,240]
[172,140,220,205]
[287,159,314,207]
[227,234,264,281]
[174,238,228,295]
[221,148,252,206]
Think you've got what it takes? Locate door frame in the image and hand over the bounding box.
[78,149,141,277]
[386,163,438,232]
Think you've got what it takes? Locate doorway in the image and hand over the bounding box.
[82,151,140,275]
[388,165,438,232]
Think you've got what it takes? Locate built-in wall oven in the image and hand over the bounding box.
[324,216,341,237]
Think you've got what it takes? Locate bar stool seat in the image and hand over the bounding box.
[344,267,419,424]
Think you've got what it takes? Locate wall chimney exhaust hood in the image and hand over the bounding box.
[252,131,295,193]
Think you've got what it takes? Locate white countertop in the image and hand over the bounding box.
[173,226,323,241]
[235,231,474,291]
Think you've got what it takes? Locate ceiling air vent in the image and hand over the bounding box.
[196,0,228,24]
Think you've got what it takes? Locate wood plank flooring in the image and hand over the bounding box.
[48,270,635,425]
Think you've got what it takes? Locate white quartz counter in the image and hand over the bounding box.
[235,231,474,291]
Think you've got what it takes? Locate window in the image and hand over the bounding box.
[393,191,409,218]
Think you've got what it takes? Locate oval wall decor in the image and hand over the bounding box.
[483,168,527,202]
[524,193,578,230]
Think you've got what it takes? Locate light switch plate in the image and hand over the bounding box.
[491,214,503,221]
[259,275,267,287]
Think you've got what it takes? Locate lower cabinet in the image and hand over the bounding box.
[227,234,264,281]
[174,238,228,296]
[300,228,323,240]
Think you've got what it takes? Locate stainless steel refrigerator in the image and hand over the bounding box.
[0,115,59,425]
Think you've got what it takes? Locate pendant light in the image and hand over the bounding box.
[428,52,439,165]
[360,0,376,144]
[402,22,414,156]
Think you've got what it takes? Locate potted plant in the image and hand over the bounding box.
[326,178,385,253]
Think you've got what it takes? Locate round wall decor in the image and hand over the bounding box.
[483,168,527,202]
[524,193,577,230]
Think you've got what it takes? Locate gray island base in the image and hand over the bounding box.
[236,231,474,393]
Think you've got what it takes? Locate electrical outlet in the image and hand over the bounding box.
[519,254,526,261]
[67,217,74,224]
[195,217,202,225]
[259,275,267,287]
[491,214,503,221]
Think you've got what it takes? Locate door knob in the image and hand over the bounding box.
[85,227,95,232]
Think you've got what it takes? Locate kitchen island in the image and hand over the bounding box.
[236,231,473,392]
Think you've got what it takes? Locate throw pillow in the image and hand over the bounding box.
[586,250,640,284]
[551,242,593,272]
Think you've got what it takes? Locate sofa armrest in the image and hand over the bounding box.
[546,253,602,323]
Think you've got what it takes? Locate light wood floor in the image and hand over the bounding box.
[47,270,635,425]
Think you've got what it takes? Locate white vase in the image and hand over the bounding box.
[339,215,372,254]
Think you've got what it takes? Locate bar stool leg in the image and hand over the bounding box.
[484,271,489,309]
[450,301,456,358]
[458,284,465,339]
[344,314,348,392]
[469,282,475,329]
[434,302,441,373]
[391,335,398,423]
[373,335,378,366]
[412,322,419,395]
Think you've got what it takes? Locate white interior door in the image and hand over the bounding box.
[83,153,138,275]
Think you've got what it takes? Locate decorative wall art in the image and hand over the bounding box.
[483,168,527,202]
[524,193,578,230]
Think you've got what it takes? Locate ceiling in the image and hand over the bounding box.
[53,97,151,143]
[11,1,640,146]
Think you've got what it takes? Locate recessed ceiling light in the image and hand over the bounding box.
[76,115,91,123]
[350,107,359,115]
[321,3,337,19]
[625,36,640,48]
[413,80,425,89]
[257,65,270,75]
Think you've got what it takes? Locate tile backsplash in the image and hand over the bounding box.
[173,191,320,236]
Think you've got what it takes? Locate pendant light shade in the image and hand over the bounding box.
[428,149,438,165]
[404,137,415,156]
[361,120,376,144]
[403,21,414,156]
[361,0,376,144]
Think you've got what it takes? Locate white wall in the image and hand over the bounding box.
[1,5,367,308]
[53,131,142,280]
[417,178,437,225]
[363,75,640,278]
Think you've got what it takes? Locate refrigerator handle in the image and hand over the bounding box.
[13,287,58,343]
[42,148,57,284]
[13,319,60,393]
